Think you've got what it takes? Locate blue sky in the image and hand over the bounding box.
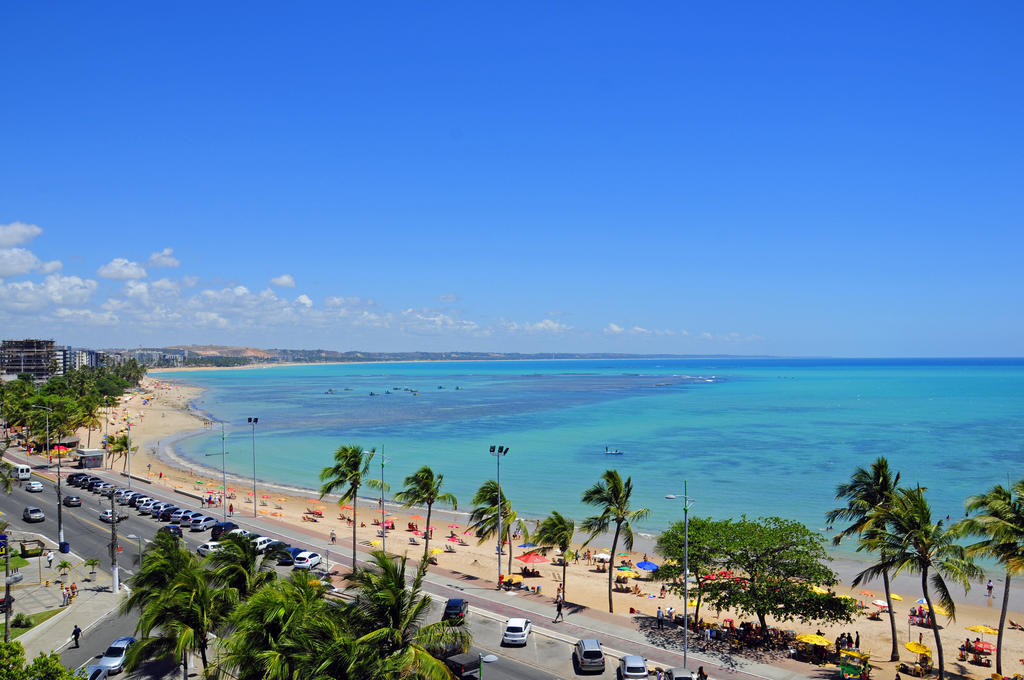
[1,3,1021,356]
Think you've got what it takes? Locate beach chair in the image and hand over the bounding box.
[458,539,469,546]
[409,537,420,546]
[376,530,385,537]
[302,515,318,523]
[275,504,283,509]
[259,499,268,506]
[444,544,456,553]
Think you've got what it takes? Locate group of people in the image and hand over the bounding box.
[59,582,77,606]
[834,631,860,652]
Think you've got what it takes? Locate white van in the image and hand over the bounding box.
[12,463,31,481]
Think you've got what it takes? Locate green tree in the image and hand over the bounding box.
[345,550,470,678]
[955,479,1024,676]
[105,434,136,472]
[826,457,903,660]
[393,466,457,564]
[319,445,382,574]
[856,487,982,680]
[710,517,855,638]
[468,479,526,577]
[0,641,80,680]
[580,469,651,613]
[205,533,278,602]
[534,511,576,599]
[655,516,734,627]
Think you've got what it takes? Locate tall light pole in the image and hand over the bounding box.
[204,423,229,521]
[109,483,120,593]
[248,417,258,518]
[489,445,509,585]
[379,449,391,553]
[32,405,63,545]
[665,481,694,670]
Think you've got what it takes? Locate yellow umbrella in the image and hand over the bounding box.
[967,625,999,635]
[796,634,832,646]
[505,574,524,584]
[930,604,950,617]
[430,548,444,554]
[369,540,381,546]
[810,585,829,595]
[618,569,640,578]
[890,593,904,601]
[905,642,931,655]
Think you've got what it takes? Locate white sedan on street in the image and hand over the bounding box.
[501,618,532,646]
[292,551,322,569]
[25,481,44,492]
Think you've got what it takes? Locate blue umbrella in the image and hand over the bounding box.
[636,560,659,571]
[518,542,537,548]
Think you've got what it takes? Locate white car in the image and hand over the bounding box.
[25,481,44,492]
[197,542,222,556]
[617,655,649,679]
[292,551,322,569]
[501,618,532,646]
[99,509,123,523]
[251,536,276,553]
[118,492,141,506]
[226,528,251,538]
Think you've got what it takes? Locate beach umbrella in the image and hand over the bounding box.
[516,552,547,564]
[277,497,288,502]
[974,641,996,653]
[271,512,282,517]
[518,542,537,548]
[261,494,270,499]
[636,560,659,571]
[890,593,903,601]
[448,524,460,529]
[410,514,425,521]
[915,598,927,604]
[308,498,321,503]
[860,589,874,597]
[872,599,890,609]
[412,530,423,536]
[593,553,611,562]
[930,604,950,617]
[447,536,460,542]
[796,634,831,647]
[340,504,353,510]
[430,548,443,554]
[247,491,255,496]
[618,569,640,578]
[227,488,235,492]
[463,530,474,535]
[905,642,931,655]
[370,540,380,546]
[966,625,998,636]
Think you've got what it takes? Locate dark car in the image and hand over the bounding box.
[63,495,82,507]
[263,540,291,559]
[157,506,180,522]
[277,547,305,566]
[67,473,89,486]
[87,479,107,492]
[158,524,183,538]
[210,521,238,540]
[442,598,469,624]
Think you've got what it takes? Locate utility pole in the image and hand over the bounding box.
[3,531,13,643]
[248,418,258,518]
[109,489,120,593]
[32,405,63,545]
[204,423,229,521]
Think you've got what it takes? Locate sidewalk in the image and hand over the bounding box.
[14,578,121,658]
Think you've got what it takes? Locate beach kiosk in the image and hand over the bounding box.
[72,448,105,469]
[838,649,870,680]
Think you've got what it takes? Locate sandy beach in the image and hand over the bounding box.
[75,376,1024,680]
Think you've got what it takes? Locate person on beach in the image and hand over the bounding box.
[72,624,82,648]
[229,503,233,516]
[987,579,993,597]
[330,528,337,544]
[667,606,674,625]
[656,606,664,630]
[553,598,564,622]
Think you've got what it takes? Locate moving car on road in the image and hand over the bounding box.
[25,481,44,492]
[63,495,82,507]
[501,618,532,646]
[97,636,136,674]
[23,507,45,522]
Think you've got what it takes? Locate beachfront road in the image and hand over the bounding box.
[0,471,572,679]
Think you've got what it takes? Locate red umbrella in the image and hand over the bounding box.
[261,495,270,499]
[975,641,996,653]
[409,514,425,521]
[516,552,548,564]
[448,524,460,529]
[340,504,353,510]
[412,530,423,536]
[447,536,460,542]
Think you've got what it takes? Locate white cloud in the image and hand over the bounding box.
[401,308,480,334]
[147,247,180,268]
[195,311,229,328]
[439,293,458,303]
[0,274,98,311]
[503,319,572,333]
[270,274,296,288]
[604,323,624,335]
[0,248,43,277]
[54,308,119,324]
[182,275,200,288]
[98,258,147,280]
[296,294,313,308]
[0,222,42,248]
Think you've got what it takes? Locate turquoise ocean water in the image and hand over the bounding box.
[153,358,1024,547]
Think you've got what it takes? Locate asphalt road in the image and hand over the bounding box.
[1,468,580,679]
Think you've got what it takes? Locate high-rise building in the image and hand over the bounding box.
[0,338,56,381]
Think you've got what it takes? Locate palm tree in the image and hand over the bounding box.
[83,558,100,580]
[204,533,278,602]
[319,445,382,573]
[534,511,575,599]
[955,479,1024,675]
[393,466,458,563]
[345,550,471,678]
[216,571,347,680]
[855,487,982,680]
[468,479,526,576]
[826,457,902,660]
[121,531,227,679]
[106,433,135,472]
[0,459,13,495]
[581,469,651,613]
[77,397,103,448]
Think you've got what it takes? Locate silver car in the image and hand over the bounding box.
[96,636,135,674]
[190,515,217,531]
[617,655,649,679]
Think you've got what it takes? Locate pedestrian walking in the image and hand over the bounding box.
[855,631,860,649]
[46,550,54,569]
[987,579,994,597]
[229,503,233,516]
[656,606,665,630]
[553,598,565,622]
[72,624,82,648]
[667,606,674,625]
[330,528,337,544]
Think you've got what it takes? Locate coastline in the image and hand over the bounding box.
[92,375,1024,680]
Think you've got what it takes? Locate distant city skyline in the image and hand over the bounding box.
[1,4,1021,357]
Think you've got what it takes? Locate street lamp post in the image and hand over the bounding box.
[204,423,229,521]
[379,449,391,553]
[125,412,133,490]
[126,534,142,558]
[248,418,258,518]
[32,405,63,545]
[489,445,510,585]
[665,481,694,671]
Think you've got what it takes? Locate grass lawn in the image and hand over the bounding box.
[1,608,63,639]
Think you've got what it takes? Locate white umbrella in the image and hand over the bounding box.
[593,553,611,562]
[872,600,890,609]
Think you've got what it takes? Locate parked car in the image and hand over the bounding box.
[63,495,82,507]
[67,473,89,486]
[277,547,304,566]
[226,528,251,539]
[23,507,45,522]
[137,499,158,514]
[129,495,150,508]
[293,551,322,569]
[0,594,13,614]
[76,665,108,680]
[197,541,222,556]
[96,636,136,674]
[25,481,44,492]
[99,485,117,497]
[169,508,195,524]
[442,598,469,624]
[617,655,649,680]
[573,639,607,673]
[150,502,174,517]
[190,515,217,531]
[118,492,141,506]
[501,618,532,646]
[251,536,276,553]
[210,521,238,540]
[100,509,124,523]
[443,653,481,680]
[158,524,183,538]
[157,506,181,522]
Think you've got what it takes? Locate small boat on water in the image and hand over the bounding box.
[605,445,623,455]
